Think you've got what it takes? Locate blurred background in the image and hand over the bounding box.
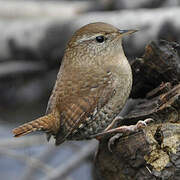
[0,0,180,180]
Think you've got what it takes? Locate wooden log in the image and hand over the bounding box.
[130,40,180,98]
[94,40,180,180]
[107,0,179,10]
[0,0,101,63]
[0,0,94,18]
[0,7,180,62]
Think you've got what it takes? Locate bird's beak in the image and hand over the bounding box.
[118,29,138,36]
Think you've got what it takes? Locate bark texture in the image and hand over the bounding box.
[94,40,180,180]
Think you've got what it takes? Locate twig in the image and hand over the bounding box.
[0,61,45,77]
[43,140,98,180]
[22,145,58,180]
[0,147,54,175]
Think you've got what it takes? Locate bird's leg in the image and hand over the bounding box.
[104,115,123,131]
[98,118,153,136]
[107,118,153,151]
[95,115,123,140]
[93,118,153,151]
[108,133,123,152]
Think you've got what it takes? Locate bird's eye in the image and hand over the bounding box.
[95,36,105,43]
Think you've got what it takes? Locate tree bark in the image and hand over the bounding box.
[94,40,180,180]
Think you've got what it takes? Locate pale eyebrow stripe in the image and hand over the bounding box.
[77,34,103,43]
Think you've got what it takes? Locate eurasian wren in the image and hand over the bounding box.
[13,22,137,145]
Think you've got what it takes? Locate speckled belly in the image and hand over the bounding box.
[67,105,115,140]
[67,74,132,140]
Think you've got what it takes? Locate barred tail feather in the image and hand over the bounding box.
[12,113,58,137]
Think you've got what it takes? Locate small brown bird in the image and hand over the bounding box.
[13,22,139,145]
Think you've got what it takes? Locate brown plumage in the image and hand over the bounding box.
[12,22,136,145]
[13,113,59,137]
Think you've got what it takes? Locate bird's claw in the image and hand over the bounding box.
[107,118,154,152]
[108,133,122,152]
[131,118,154,131]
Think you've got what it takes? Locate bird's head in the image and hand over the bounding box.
[65,22,137,67]
[68,22,136,52]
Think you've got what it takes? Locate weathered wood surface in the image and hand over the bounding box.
[94,40,180,180]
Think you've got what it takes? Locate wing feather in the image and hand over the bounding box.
[46,66,114,141]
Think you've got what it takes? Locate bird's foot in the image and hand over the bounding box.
[104,115,123,131]
[107,118,154,152]
[92,115,123,140]
[108,133,122,152]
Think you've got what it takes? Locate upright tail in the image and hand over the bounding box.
[12,113,59,137]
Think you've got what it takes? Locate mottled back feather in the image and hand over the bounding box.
[46,64,114,143]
